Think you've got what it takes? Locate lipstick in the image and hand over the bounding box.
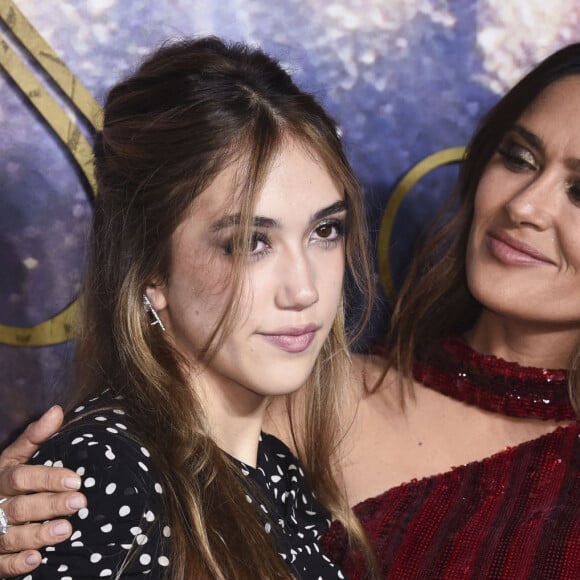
[258,324,320,354]
[486,230,555,266]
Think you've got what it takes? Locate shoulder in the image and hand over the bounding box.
[25,400,171,579]
[33,403,157,488]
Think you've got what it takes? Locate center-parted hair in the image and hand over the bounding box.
[72,37,375,578]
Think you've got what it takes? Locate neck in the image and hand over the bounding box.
[465,310,579,369]
[192,369,269,467]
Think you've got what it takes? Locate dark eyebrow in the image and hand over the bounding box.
[210,200,347,232]
[211,215,277,232]
[312,200,347,221]
[511,124,580,171]
[512,125,544,150]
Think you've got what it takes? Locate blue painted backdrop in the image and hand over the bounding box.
[1,0,579,445]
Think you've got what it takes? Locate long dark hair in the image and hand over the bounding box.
[71,37,374,578]
[390,42,580,413]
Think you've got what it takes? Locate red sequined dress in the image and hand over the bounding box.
[322,337,580,579]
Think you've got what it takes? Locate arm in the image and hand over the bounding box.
[0,406,86,578]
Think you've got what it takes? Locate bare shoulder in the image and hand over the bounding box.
[351,353,404,406]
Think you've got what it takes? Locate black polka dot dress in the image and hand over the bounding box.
[232,433,347,579]
[16,394,347,579]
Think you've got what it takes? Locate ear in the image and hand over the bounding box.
[145,282,168,312]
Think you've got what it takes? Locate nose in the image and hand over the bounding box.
[505,172,557,230]
[274,247,319,310]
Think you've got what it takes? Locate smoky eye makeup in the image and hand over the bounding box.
[497,139,538,171]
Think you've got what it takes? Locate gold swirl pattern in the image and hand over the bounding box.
[0,0,101,346]
[377,147,466,301]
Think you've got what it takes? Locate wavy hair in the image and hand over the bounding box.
[71,37,375,578]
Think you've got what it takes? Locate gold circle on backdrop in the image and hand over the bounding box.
[0,0,102,346]
[378,146,466,302]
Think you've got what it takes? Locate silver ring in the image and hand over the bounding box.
[0,498,9,535]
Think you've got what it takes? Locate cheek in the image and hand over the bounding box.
[319,251,345,308]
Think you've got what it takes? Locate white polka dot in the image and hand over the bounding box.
[139,553,151,565]
[78,507,89,519]
[162,526,171,538]
[115,422,128,430]
[140,446,151,457]
[71,530,82,541]
[84,477,96,488]
[105,483,117,495]
[74,405,85,413]
[136,534,148,545]
[100,523,113,533]
[154,483,163,494]
[144,510,155,522]
[90,553,102,563]
[99,570,112,577]
[43,460,53,466]
[105,449,116,460]
[130,526,142,536]
[265,523,271,533]
[158,555,170,567]
[138,461,149,472]
[106,427,118,434]
[119,505,131,517]
[71,541,83,547]
[53,460,63,468]
[95,416,107,422]
[57,565,68,572]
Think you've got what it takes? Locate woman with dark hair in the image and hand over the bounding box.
[322,42,580,578]
[3,36,377,579]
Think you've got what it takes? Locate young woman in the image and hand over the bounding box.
[322,42,580,578]
[3,36,377,579]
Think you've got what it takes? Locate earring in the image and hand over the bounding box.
[143,294,166,332]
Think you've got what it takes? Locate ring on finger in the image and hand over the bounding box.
[0,498,9,535]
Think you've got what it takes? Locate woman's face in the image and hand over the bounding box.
[147,138,346,411]
[466,76,580,331]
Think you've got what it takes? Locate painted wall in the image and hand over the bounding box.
[1,0,579,445]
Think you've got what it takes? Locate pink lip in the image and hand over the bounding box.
[486,230,556,266]
[259,324,320,353]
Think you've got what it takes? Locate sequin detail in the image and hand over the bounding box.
[414,337,574,421]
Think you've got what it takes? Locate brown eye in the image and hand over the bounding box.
[316,224,333,238]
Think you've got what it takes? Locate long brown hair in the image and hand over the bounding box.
[390,43,580,414]
[71,37,375,578]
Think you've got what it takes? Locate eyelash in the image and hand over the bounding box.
[497,141,537,172]
[497,140,580,205]
[222,218,345,261]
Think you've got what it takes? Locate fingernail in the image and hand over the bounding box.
[64,477,81,490]
[51,522,70,536]
[25,553,40,566]
[67,495,86,510]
